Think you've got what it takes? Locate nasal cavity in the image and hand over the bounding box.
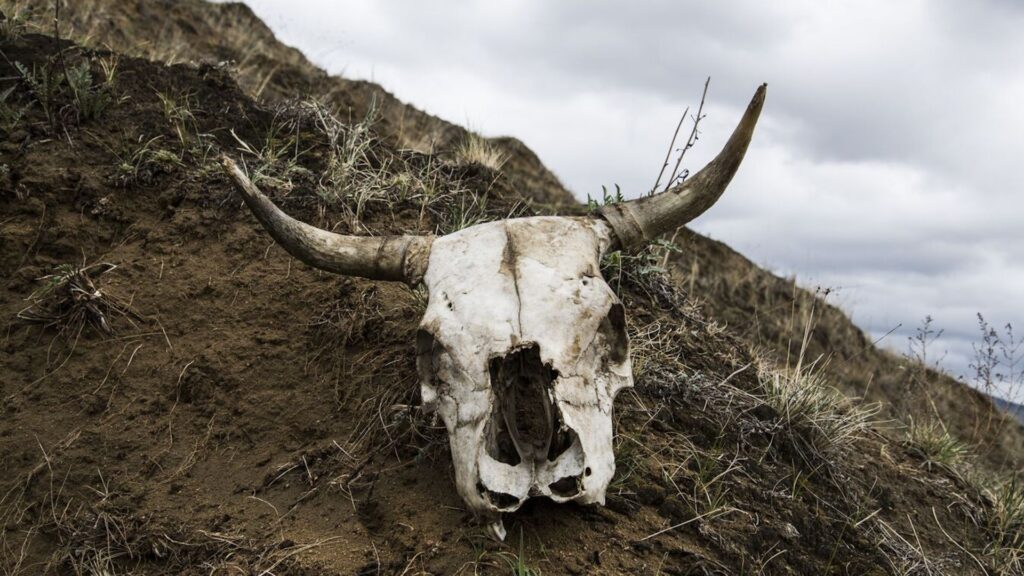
[477,482,520,510]
[490,344,558,464]
[548,474,583,498]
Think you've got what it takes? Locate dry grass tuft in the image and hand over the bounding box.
[757,359,878,456]
[905,417,969,471]
[981,475,1024,572]
[17,262,140,337]
[872,518,955,576]
[454,133,507,171]
[306,98,381,210]
[755,298,879,457]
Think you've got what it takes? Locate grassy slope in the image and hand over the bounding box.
[0,2,1022,574]
[669,228,1024,473]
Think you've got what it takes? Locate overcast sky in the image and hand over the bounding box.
[237,0,1024,399]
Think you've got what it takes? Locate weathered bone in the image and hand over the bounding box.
[416,217,632,539]
[600,84,766,251]
[225,84,764,540]
[222,157,432,285]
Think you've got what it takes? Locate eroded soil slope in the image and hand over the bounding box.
[0,29,1020,575]
[9,0,1023,477]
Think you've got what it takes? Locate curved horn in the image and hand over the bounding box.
[221,156,432,285]
[599,84,766,251]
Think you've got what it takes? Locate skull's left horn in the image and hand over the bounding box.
[222,156,432,285]
[599,84,766,251]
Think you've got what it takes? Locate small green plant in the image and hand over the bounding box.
[14,56,115,131]
[155,89,217,167]
[587,183,625,211]
[905,417,968,470]
[499,529,542,576]
[14,60,61,130]
[65,60,113,122]
[107,134,180,186]
[156,90,198,149]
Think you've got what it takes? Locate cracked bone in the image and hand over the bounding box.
[222,85,765,539]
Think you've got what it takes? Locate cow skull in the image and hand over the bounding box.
[223,85,765,539]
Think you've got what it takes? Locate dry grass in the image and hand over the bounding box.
[0,0,309,96]
[905,418,970,471]
[0,433,339,575]
[757,359,878,456]
[17,262,139,337]
[229,97,518,237]
[754,297,879,458]
[981,475,1024,572]
[872,518,955,576]
[454,133,507,171]
[0,0,33,41]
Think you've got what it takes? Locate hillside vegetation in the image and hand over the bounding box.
[1,2,1023,574]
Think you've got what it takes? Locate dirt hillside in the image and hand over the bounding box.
[2,2,1023,574]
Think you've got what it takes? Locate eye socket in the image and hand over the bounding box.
[599,303,628,364]
[415,329,442,388]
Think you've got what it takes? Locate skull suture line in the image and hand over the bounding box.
[224,85,765,539]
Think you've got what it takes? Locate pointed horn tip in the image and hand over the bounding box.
[747,83,767,116]
[220,155,261,202]
[221,154,242,176]
[727,84,767,146]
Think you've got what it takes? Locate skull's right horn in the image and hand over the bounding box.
[599,84,766,251]
[222,156,432,285]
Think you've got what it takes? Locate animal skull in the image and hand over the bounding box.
[223,85,765,539]
[417,216,630,538]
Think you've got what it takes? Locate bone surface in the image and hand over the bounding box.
[416,216,633,535]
